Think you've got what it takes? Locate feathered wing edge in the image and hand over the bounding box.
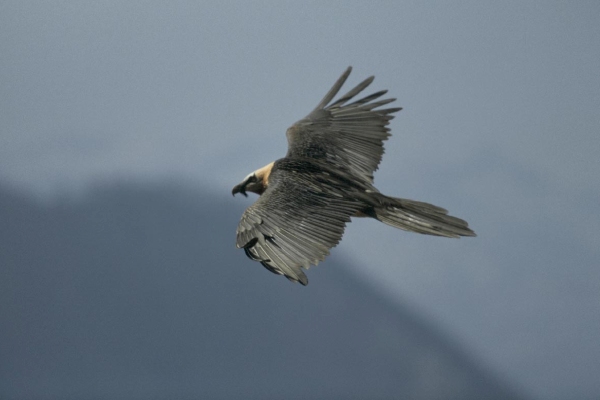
[236,171,364,286]
[312,66,401,114]
[311,66,353,111]
[289,67,402,184]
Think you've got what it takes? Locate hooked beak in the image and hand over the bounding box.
[232,181,248,197]
[233,172,262,197]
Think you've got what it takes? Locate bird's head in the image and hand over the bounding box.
[232,161,274,197]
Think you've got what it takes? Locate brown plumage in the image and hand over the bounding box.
[232,67,475,285]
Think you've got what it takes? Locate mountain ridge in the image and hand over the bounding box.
[0,181,527,400]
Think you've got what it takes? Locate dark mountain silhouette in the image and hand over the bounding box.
[0,182,526,400]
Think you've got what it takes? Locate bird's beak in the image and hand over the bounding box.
[232,181,248,197]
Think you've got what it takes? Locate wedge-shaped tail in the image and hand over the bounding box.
[366,195,476,238]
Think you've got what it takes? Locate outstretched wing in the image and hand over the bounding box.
[286,66,402,184]
[235,167,363,285]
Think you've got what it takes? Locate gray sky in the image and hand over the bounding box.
[2,2,599,398]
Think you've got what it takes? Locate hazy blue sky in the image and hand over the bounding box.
[2,2,599,398]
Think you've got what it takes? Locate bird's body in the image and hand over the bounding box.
[233,67,475,285]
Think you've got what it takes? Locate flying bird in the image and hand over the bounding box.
[232,67,475,285]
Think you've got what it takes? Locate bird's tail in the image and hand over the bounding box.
[365,194,476,238]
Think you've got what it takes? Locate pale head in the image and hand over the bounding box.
[232,162,274,197]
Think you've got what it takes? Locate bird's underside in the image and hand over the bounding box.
[232,67,475,285]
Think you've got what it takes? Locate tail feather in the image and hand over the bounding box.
[367,195,476,238]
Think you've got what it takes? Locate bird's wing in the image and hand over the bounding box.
[286,66,402,184]
[235,169,362,285]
